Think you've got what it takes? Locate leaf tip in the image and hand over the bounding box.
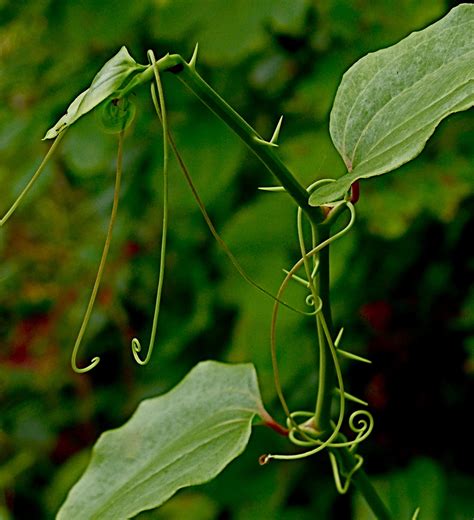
[42,127,61,140]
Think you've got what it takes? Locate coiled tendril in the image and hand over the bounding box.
[262,192,373,494]
[329,451,364,494]
[130,49,169,366]
[270,199,356,421]
[97,96,136,134]
[71,130,125,372]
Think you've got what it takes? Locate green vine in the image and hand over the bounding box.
[7,11,471,511]
[0,47,391,519]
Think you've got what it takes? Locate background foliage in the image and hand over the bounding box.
[0,1,472,518]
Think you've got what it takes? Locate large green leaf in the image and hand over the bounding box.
[309,4,474,206]
[57,361,265,519]
[44,46,144,139]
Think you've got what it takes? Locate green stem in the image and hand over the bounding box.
[313,222,393,520]
[129,54,324,224]
[313,223,334,431]
[132,51,391,520]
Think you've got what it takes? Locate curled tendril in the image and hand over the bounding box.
[270,202,356,420]
[317,409,374,450]
[287,411,322,447]
[71,130,125,373]
[329,451,364,494]
[276,407,374,459]
[266,202,360,462]
[1,132,66,228]
[130,50,169,366]
[347,410,374,449]
[97,96,136,134]
[267,311,349,461]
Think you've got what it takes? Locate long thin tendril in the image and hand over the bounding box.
[71,130,124,373]
[270,202,356,418]
[130,50,169,366]
[297,179,335,282]
[264,201,374,466]
[265,307,348,462]
[160,115,315,317]
[265,303,373,463]
[268,189,324,425]
[1,132,66,227]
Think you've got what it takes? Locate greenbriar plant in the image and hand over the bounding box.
[1,4,472,519]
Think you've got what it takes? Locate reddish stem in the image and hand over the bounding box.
[258,408,289,436]
[350,181,360,204]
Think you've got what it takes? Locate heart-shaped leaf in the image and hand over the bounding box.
[57,361,266,519]
[310,4,474,206]
[44,46,144,139]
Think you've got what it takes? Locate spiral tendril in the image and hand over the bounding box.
[270,201,356,421]
[71,130,124,373]
[266,200,372,465]
[130,50,169,366]
[97,96,136,134]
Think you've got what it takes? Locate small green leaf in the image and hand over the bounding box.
[310,4,474,206]
[44,46,144,139]
[57,361,265,519]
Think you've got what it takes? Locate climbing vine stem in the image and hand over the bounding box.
[143,53,393,519]
[120,53,325,224]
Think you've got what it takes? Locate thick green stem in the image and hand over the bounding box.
[335,446,393,520]
[313,223,335,431]
[314,223,393,520]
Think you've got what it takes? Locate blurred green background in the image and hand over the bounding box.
[0,1,473,518]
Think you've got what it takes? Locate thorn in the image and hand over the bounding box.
[189,43,199,69]
[336,349,372,364]
[270,116,283,144]
[253,136,278,148]
[333,388,368,407]
[282,269,309,288]
[334,327,344,348]
[258,186,286,192]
